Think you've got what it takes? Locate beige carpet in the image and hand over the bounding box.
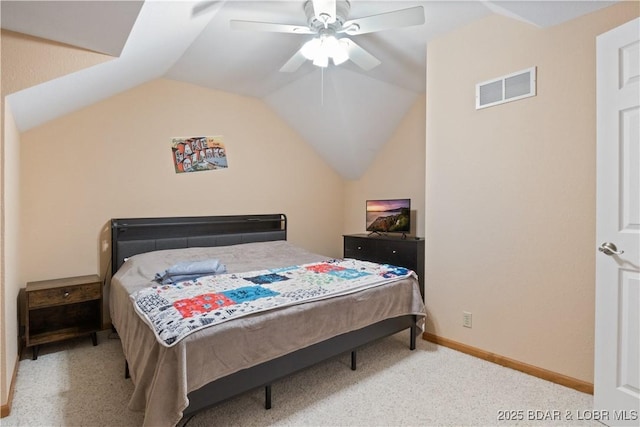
[3,330,599,427]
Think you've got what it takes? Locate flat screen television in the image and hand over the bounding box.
[366,198,411,235]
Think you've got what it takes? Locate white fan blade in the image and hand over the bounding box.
[280,48,308,73]
[230,20,314,34]
[341,6,425,35]
[192,1,221,17]
[312,0,336,24]
[342,39,381,71]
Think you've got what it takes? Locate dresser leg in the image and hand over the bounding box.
[32,345,39,360]
[90,332,98,346]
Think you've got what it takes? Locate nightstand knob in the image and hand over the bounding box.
[357,246,362,250]
[63,291,70,298]
[392,250,397,254]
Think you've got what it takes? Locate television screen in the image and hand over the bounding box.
[366,199,411,233]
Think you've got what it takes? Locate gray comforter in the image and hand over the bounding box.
[110,241,426,427]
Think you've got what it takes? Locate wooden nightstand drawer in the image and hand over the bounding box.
[25,274,102,359]
[28,282,101,308]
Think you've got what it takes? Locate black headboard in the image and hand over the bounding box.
[111,214,287,275]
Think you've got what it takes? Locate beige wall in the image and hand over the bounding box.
[1,30,112,95]
[19,78,345,306]
[1,29,111,409]
[425,2,639,383]
[1,104,20,408]
[344,95,426,239]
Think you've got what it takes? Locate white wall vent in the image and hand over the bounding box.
[476,67,537,110]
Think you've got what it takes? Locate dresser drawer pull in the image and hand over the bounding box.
[392,250,397,254]
[64,291,70,298]
[357,246,362,250]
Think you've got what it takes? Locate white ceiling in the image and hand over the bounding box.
[1,0,618,179]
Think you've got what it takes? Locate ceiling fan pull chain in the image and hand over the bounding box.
[321,67,324,106]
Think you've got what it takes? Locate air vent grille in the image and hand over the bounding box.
[476,67,536,109]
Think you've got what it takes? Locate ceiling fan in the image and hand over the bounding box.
[229,0,425,72]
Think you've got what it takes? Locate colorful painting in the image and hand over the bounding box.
[171,136,228,173]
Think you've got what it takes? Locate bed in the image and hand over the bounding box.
[109,214,426,426]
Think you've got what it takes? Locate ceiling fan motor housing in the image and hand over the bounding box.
[304,0,351,32]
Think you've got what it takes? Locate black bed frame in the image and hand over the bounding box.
[110,214,419,423]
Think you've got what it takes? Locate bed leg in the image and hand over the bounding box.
[265,385,272,410]
[125,361,130,379]
[410,316,417,350]
[351,350,357,371]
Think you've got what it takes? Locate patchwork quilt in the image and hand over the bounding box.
[132,258,414,347]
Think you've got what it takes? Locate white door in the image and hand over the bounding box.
[594,17,640,427]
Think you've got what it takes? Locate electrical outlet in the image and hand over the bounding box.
[463,311,472,328]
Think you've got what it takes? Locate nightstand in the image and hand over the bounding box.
[25,274,102,360]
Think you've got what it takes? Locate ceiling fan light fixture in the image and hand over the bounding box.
[301,38,321,60]
[332,54,348,66]
[313,53,329,67]
[332,39,349,65]
[302,34,348,67]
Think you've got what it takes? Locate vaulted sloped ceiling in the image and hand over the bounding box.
[1,0,618,179]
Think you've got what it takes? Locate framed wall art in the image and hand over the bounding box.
[171,136,228,173]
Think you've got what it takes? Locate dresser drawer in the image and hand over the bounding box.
[344,237,378,259]
[379,241,416,269]
[28,282,101,309]
[344,234,425,299]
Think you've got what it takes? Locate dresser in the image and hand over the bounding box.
[343,234,425,298]
[25,274,102,360]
